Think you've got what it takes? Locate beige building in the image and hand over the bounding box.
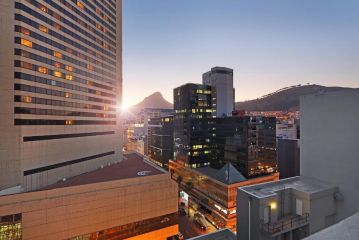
[0,0,122,191]
[0,153,179,240]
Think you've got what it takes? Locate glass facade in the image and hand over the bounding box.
[173,84,214,168]
[68,213,178,240]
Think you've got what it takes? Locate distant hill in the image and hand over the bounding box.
[236,84,358,111]
[130,92,173,111]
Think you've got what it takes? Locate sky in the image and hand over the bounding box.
[122,0,359,108]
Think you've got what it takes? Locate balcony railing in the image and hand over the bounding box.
[261,213,309,235]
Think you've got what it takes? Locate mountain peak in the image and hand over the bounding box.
[131,92,173,110]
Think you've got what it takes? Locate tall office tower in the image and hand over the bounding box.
[173,83,214,168]
[149,116,174,170]
[203,67,235,117]
[223,116,277,178]
[0,0,122,191]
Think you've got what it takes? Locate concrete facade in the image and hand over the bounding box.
[0,154,179,240]
[203,67,235,117]
[0,0,122,191]
[237,177,338,240]
[300,90,359,222]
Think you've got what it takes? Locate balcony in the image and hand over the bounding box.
[260,213,309,236]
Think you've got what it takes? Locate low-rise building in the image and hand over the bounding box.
[0,153,179,240]
[237,176,338,240]
[169,160,279,231]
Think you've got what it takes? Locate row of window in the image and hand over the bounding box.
[14,10,116,61]
[77,0,116,23]
[23,131,115,142]
[16,47,115,80]
[15,107,116,119]
[15,119,116,126]
[62,0,116,32]
[14,62,116,99]
[73,0,116,28]
[68,212,178,240]
[14,84,116,105]
[15,35,115,76]
[15,95,115,112]
[24,0,116,38]
[21,1,116,50]
[23,151,115,176]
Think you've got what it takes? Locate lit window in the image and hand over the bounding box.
[39,25,48,33]
[65,65,73,71]
[39,4,48,12]
[96,23,101,29]
[53,51,62,59]
[87,64,94,70]
[77,1,84,9]
[103,106,109,111]
[65,120,74,125]
[65,74,73,81]
[64,93,71,98]
[20,27,30,35]
[21,38,32,48]
[22,96,32,103]
[38,66,48,74]
[53,71,62,78]
[53,62,61,68]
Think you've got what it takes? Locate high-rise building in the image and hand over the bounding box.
[203,67,235,117]
[223,116,277,178]
[0,2,180,239]
[0,0,122,191]
[149,116,174,170]
[173,83,214,168]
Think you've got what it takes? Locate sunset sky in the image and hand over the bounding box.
[122,0,359,108]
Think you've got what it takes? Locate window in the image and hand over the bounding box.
[39,4,48,13]
[38,25,48,33]
[22,96,32,103]
[53,71,62,78]
[65,65,73,71]
[20,62,32,70]
[65,74,73,81]
[65,120,74,125]
[20,28,30,35]
[38,66,48,74]
[53,51,62,59]
[77,1,85,9]
[87,64,94,70]
[53,62,61,68]
[20,39,32,48]
[0,213,22,240]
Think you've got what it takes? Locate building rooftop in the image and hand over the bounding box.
[304,212,359,240]
[40,153,165,191]
[195,163,247,185]
[188,228,236,240]
[240,176,336,198]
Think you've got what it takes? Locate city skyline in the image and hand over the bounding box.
[123,0,359,108]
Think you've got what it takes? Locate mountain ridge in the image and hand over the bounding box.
[235,84,358,111]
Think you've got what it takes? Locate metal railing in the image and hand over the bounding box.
[261,213,309,234]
